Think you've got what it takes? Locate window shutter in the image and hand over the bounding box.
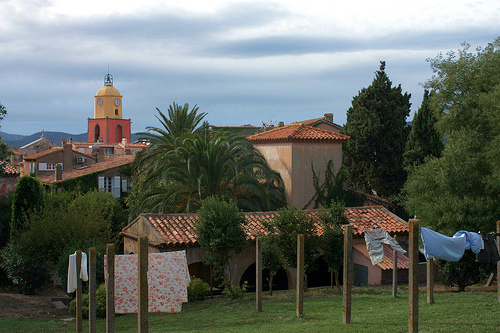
[112,176,121,198]
[98,176,105,192]
[38,163,47,170]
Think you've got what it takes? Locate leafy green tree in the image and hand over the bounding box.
[10,175,43,239]
[403,90,443,170]
[342,61,411,199]
[129,105,285,215]
[436,252,490,292]
[263,206,319,290]
[318,200,348,289]
[195,196,247,298]
[261,234,281,295]
[0,103,10,173]
[404,38,500,233]
[306,160,365,209]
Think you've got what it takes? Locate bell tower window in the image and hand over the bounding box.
[116,125,123,142]
[94,124,100,142]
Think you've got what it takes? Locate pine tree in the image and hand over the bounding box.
[342,61,411,199]
[403,90,443,169]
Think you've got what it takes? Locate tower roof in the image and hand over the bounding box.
[95,85,121,97]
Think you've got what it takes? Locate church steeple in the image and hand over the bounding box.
[94,73,122,119]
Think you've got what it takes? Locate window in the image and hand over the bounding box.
[103,147,114,155]
[94,124,100,142]
[38,163,60,171]
[99,176,121,198]
[116,125,123,143]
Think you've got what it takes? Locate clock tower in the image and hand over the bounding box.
[88,73,131,143]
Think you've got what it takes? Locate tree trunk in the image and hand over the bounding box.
[335,270,341,291]
[268,274,274,296]
[330,271,334,289]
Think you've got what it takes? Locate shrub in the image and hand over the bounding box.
[0,242,50,294]
[187,277,210,301]
[69,283,107,319]
[222,281,248,299]
[436,251,490,292]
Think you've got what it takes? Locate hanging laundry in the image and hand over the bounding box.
[453,231,484,254]
[105,251,189,313]
[420,227,465,261]
[364,229,406,265]
[476,233,500,265]
[67,251,89,293]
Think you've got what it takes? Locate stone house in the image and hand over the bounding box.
[38,154,135,198]
[122,206,410,289]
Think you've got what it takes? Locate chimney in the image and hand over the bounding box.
[121,138,128,146]
[63,141,73,171]
[324,113,333,122]
[55,163,62,181]
[278,121,284,127]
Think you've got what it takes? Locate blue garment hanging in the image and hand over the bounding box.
[420,227,467,262]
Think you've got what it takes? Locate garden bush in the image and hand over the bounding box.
[222,281,248,299]
[69,283,107,319]
[0,242,50,294]
[187,277,210,301]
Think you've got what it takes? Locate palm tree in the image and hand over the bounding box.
[127,104,286,215]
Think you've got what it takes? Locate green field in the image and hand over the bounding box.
[1,286,499,332]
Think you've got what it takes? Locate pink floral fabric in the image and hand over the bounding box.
[104,251,189,313]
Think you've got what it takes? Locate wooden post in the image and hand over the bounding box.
[89,247,97,333]
[409,219,419,333]
[106,244,115,333]
[256,237,263,312]
[138,236,149,332]
[296,234,304,318]
[392,235,398,298]
[497,221,500,304]
[342,224,353,324]
[76,250,83,333]
[427,257,434,304]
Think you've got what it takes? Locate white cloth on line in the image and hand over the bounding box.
[364,229,406,265]
[67,252,89,293]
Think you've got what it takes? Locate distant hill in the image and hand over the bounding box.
[0,131,139,148]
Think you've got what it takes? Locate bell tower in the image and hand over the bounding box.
[88,73,131,143]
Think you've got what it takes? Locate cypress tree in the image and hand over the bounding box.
[342,61,411,199]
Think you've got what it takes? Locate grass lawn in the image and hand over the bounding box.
[1,286,499,332]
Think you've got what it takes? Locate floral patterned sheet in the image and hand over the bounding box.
[104,251,189,313]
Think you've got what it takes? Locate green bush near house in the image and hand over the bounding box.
[187,277,210,301]
[69,283,107,319]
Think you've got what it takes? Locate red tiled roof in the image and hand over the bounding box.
[247,123,349,144]
[353,243,409,270]
[123,206,408,247]
[39,154,135,184]
[0,161,20,176]
[23,147,63,160]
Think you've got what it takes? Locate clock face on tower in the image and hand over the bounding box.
[97,98,103,105]
[114,99,120,106]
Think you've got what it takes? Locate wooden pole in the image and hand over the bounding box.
[89,247,97,333]
[256,237,263,312]
[409,219,419,333]
[106,244,115,333]
[296,234,304,318]
[392,235,398,298]
[76,250,83,333]
[497,221,500,304]
[427,257,434,304]
[138,236,149,332]
[343,224,353,324]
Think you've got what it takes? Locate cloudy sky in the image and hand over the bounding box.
[1,0,499,136]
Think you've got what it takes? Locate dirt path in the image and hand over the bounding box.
[0,286,71,319]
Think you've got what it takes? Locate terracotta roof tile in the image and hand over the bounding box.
[247,123,349,144]
[23,147,63,160]
[126,206,408,247]
[353,243,409,270]
[39,154,135,184]
[0,161,20,176]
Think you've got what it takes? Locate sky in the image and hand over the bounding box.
[1,0,499,136]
